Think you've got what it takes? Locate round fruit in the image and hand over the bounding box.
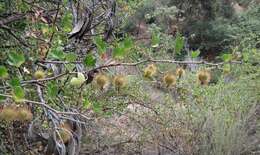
[17,108,33,122]
[0,106,17,122]
[197,70,211,85]
[144,64,157,78]
[34,70,46,79]
[95,74,109,90]
[70,72,85,86]
[113,75,127,89]
[163,73,176,87]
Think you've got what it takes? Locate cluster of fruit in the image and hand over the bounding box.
[0,104,33,122]
[143,64,211,87]
[33,63,211,92]
[70,72,127,91]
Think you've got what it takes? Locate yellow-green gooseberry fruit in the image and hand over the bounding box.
[163,73,177,87]
[34,70,46,79]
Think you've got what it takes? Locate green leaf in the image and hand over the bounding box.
[61,12,72,33]
[49,46,65,60]
[84,54,96,67]
[242,53,249,62]
[41,25,51,35]
[63,0,68,4]
[92,102,102,114]
[47,82,58,98]
[0,95,6,101]
[8,78,20,87]
[104,111,112,117]
[113,46,125,59]
[0,66,8,79]
[123,37,133,49]
[222,54,232,62]
[175,33,184,54]
[112,37,133,59]
[83,98,92,109]
[223,64,231,73]
[191,50,200,58]
[12,86,25,102]
[65,53,77,62]
[65,64,76,72]
[8,52,25,67]
[17,0,30,12]
[94,36,107,54]
[151,32,160,48]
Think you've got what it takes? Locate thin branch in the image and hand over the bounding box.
[43,0,62,59]
[89,59,242,72]
[38,60,82,64]
[0,10,57,27]
[0,45,19,48]
[150,59,242,66]
[0,13,28,26]
[21,71,69,84]
[39,59,242,67]
[1,25,29,47]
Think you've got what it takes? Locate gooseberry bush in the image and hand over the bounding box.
[0,0,259,155]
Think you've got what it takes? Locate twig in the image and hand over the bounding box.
[0,45,19,48]
[88,59,242,72]
[39,59,242,68]
[0,13,28,26]
[1,25,29,47]
[38,60,82,64]
[43,0,62,59]
[150,59,242,66]
[21,71,69,84]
